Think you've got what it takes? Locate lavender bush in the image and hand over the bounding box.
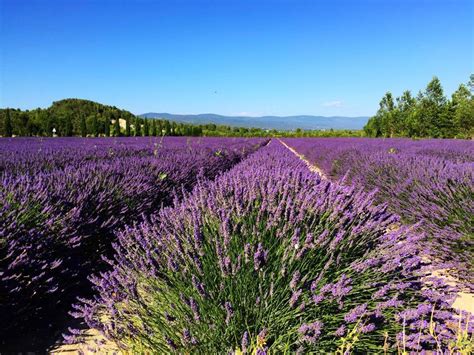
[0,137,266,349]
[74,141,466,353]
[282,138,474,286]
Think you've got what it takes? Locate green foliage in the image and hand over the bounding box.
[135,117,142,136]
[143,118,150,136]
[4,109,13,137]
[104,117,110,137]
[365,76,474,138]
[80,114,87,137]
[1,97,365,138]
[113,116,121,137]
[91,114,99,137]
[126,116,131,137]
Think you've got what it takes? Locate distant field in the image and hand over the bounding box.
[0,137,472,353]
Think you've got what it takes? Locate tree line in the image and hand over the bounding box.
[0,99,206,138]
[0,98,363,138]
[364,75,474,138]
[5,80,471,140]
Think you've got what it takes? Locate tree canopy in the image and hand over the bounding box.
[364,75,474,138]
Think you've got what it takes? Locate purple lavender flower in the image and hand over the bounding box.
[182,328,191,344]
[312,294,324,305]
[62,333,78,345]
[253,243,269,270]
[189,298,201,321]
[290,270,301,290]
[334,324,346,337]
[192,275,207,298]
[298,321,323,344]
[344,303,367,323]
[225,301,234,325]
[290,289,302,308]
[244,243,251,263]
[241,331,249,353]
[165,336,177,350]
[360,323,376,333]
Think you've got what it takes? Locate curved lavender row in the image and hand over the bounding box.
[282,138,474,285]
[0,137,267,348]
[73,140,468,353]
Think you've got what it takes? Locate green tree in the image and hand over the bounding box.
[126,116,131,137]
[104,117,110,137]
[114,117,121,136]
[80,114,87,137]
[157,120,163,135]
[135,117,142,136]
[45,114,53,137]
[451,83,474,138]
[396,90,416,136]
[92,114,99,137]
[65,117,73,136]
[363,116,382,137]
[143,119,150,136]
[418,77,448,137]
[164,120,171,135]
[19,112,30,136]
[151,119,157,136]
[379,92,396,137]
[4,109,13,137]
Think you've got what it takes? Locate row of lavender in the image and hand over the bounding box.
[71,140,469,353]
[0,137,266,350]
[282,138,474,286]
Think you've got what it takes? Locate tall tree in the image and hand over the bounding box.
[420,76,448,137]
[157,120,163,135]
[164,120,171,135]
[143,119,150,136]
[114,117,121,136]
[92,114,99,137]
[104,117,110,137]
[396,90,416,136]
[380,92,396,137]
[4,109,13,137]
[19,112,30,136]
[151,119,157,136]
[125,116,131,137]
[65,117,73,136]
[468,74,474,93]
[135,117,142,136]
[451,83,474,138]
[80,114,87,137]
[45,114,53,137]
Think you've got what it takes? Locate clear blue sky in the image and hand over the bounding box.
[0,0,472,117]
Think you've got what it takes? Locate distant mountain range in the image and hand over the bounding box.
[140,113,369,131]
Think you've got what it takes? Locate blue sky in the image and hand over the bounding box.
[1,0,472,116]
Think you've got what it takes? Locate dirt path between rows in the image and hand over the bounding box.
[277,139,327,179]
[50,328,122,354]
[277,139,474,315]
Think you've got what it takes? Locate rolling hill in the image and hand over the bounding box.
[140,113,369,130]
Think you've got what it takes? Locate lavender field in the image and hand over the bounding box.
[1,137,473,353]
